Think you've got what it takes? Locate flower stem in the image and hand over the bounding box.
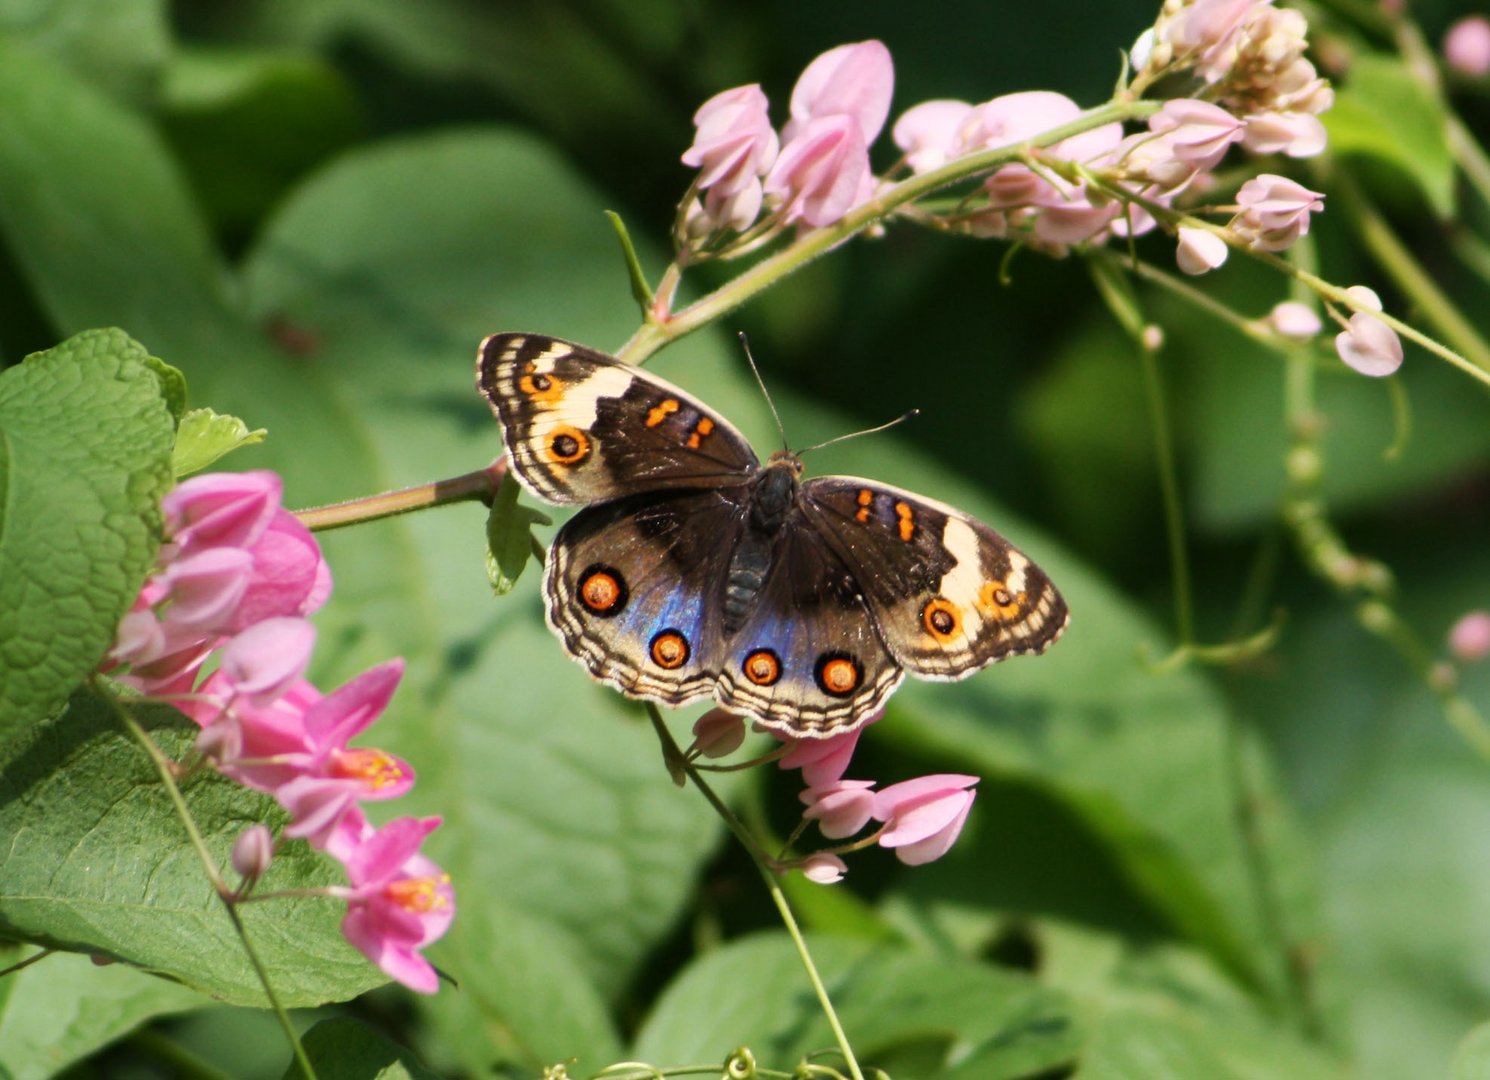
[102,684,316,1080]
[643,705,865,1080]
[618,99,1158,365]
[293,464,502,532]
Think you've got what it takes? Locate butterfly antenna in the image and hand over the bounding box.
[738,332,790,452]
[796,408,920,456]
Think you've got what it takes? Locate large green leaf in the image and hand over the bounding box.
[0,689,386,1006]
[1325,53,1455,219]
[0,948,204,1080]
[0,329,175,741]
[632,932,1081,1077]
[0,0,168,101]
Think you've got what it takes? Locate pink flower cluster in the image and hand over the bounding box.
[682,40,893,239]
[692,710,978,881]
[105,471,453,994]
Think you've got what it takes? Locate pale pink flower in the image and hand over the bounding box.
[1142,99,1244,182]
[1335,311,1403,376]
[1344,284,1384,312]
[1268,301,1322,338]
[336,816,454,994]
[193,674,319,790]
[156,548,255,631]
[1232,174,1323,251]
[765,40,893,227]
[800,779,876,839]
[1444,16,1490,78]
[219,617,316,706]
[691,707,747,758]
[801,853,848,884]
[892,99,973,173]
[782,40,894,146]
[872,774,978,866]
[225,512,331,633]
[1449,611,1490,662]
[1176,226,1229,275]
[1240,111,1327,157]
[958,90,1121,162]
[232,824,275,880]
[682,85,778,233]
[1029,195,1120,247]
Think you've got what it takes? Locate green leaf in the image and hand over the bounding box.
[0,0,169,101]
[172,407,267,476]
[288,1017,442,1080]
[484,469,550,595]
[142,353,188,422]
[158,46,363,237]
[1325,53,1455,219]
[0,688,386,1007]
[1452,1021,1490,1080]
[0,328,175,742]
[632,932,1081,1077]
[0,948,205,1080]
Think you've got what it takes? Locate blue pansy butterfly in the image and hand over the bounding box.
[477,333,1067,737]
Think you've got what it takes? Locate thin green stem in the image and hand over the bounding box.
[0,947,54,979]
[617,99,1159,365]
[643,705,865,1080]
[1087,259,1194,646]
[1328,171,1490,374]
[293,465,500,532]
[102,684,316,1080]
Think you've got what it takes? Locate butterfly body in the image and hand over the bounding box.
[478,333,1067,737]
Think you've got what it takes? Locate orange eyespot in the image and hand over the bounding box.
[742,649,782,686]
[922,597,962,642]
[686,417,715,449]
[814,653,862,698]
[855,488,874,523]
[649,629,690,669]
[978,580,1024,619]
[544,425,590,465]
[578,565,627,616]
[518,371,564,403]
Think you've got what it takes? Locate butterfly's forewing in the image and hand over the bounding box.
[801,478,1068,678]
[477,333,758,505]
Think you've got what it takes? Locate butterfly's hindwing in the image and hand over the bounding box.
[802,478,1068,678]
[477,333,757,505]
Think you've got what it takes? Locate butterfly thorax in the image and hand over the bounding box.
[721,454,804,635]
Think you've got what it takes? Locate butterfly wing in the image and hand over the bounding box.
[545,485,902,736]
[476,332,758,505]
[544,488,743,707]
[801,477,1068,678]
[712,517,904,736]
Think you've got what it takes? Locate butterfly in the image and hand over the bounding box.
[476,333,1068,738]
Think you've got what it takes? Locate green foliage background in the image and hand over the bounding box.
[1,1,1489,1077]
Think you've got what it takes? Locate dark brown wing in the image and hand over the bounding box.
[477,332,758,505]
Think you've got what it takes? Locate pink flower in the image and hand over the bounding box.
[337,816,454,994]
[225,511,331,632]
[1445,16,1490,78]
[156,548,255,631]
[193,674,319,790]
[1449,611,1490,663]
[1232,174,1323,251]
[1176,226,1229,275]
[1138,99,1245,184]
[1335,311,1403,376]
[958,90,1121,162]
[1240,111,1327,157]
[219,617,316,706]
[871,774,978,866]
[765,40,893,227]
[1267,301,1322,338]
[163,471,282,553]
[782,40,894,146]
[232,824,275,881]
[892,99,972,173]
[775,711,878,785]
[800,779,876,839]
[682,85,779,232]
